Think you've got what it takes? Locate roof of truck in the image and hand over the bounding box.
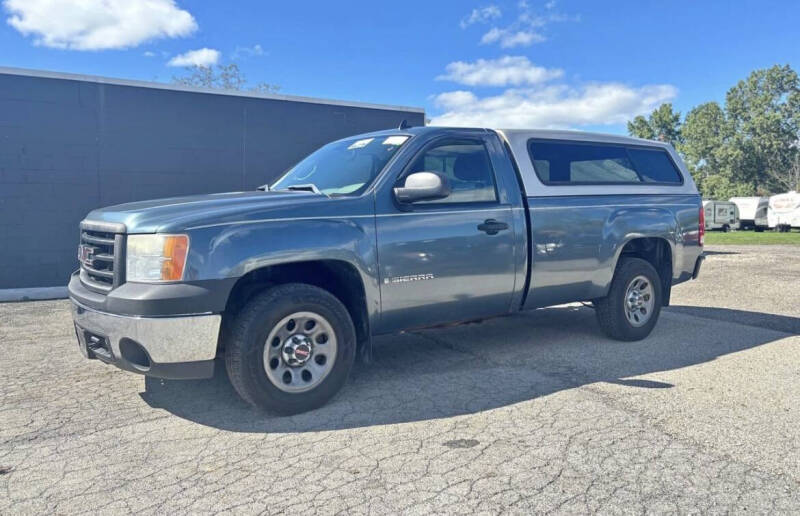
[497,128,670,148]
[366,125,672,149]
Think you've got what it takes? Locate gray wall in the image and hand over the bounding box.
[0,70,424,289]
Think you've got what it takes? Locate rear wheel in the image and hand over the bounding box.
[595,257,663,341]
[224,283,356,414]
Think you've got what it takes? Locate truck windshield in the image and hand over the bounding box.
[271,135,410,196]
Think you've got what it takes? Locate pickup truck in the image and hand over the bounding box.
[69,126,705,414]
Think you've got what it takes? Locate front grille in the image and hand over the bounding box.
[79,222,125,292]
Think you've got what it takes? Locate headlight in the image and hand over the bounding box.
[126,234,189,282]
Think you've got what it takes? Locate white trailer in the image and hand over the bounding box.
[730,196,769,231]
[768,191,800,232]
[703,200,739,232]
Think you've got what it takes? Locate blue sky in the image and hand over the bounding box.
[1,0,798,133]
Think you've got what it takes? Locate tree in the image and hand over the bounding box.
[724,64,800,193]
[627,103,682,146]
[627,115,655,140]
[680,102,728,178]
[172,63,280,94]
[628,64,800,198]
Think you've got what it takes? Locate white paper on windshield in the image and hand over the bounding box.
[347,138,374,150]
[382,136,409,146]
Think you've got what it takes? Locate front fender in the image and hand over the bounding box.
[183,216,379,321]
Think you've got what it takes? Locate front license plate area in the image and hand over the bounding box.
[74,324,112,361]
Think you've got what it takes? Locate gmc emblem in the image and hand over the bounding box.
[78,244,95,267]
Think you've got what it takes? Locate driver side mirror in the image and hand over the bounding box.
[393,172,451,203]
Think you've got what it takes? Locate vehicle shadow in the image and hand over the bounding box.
[665,305,800,334]
[140,305,797,433]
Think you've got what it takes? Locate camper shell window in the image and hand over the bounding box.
[527,139,684,186]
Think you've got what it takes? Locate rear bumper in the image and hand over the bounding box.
[70,300,220,379]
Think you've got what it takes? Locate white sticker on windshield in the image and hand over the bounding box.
[347,138,374,150]
[382,136,409,146]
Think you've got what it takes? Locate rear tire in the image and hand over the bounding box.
[595,257,663,341]
[224,283,356,415]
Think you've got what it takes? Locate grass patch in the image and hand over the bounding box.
[704,230,800,245]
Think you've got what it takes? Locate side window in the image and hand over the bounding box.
[528,140,684,185]
[627,148,683,183]
[528,141,640,184]
[407,139,498,203]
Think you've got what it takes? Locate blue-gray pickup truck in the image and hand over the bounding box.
[69,126,705,414]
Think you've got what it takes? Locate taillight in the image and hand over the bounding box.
[698,206,705,246]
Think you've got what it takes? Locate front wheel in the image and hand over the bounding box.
[224,283,356,415]
[595,257,663,341]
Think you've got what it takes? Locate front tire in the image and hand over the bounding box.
[595,257,663,341]
[224,283,356,415]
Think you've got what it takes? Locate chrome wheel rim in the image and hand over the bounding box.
[263,311,337,393]
[624,275,654,327]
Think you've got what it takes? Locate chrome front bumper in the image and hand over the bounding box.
[70,300,221,379]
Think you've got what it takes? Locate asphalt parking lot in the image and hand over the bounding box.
[1,245,798,514]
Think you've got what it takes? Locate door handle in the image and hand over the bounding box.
[477,219,509,235]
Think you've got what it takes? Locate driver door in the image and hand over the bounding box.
[374,134,517,332]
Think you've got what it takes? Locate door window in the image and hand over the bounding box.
[406,139,498,203]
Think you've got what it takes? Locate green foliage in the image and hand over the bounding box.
[696,174,754,199]
[628,65,800,198]
[626,103,681,145]
[627,115,655,140]
[680,102,727,176]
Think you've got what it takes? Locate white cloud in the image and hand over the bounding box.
[232,43,264,60]
[430,82,678,129]
[434,90,479,109]
[460,5,501,28]
[143,50,156,57]
[167,48,220,68]
[437,56,563,87]
[479,1,576,48]
[3,0,197,50]
[480,27,545,47]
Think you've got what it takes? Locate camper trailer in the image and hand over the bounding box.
[768,191,800,232]
[730,196,769,231]
[703,200,739,231]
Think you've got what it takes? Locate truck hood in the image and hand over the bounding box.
[84,190,337,233]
